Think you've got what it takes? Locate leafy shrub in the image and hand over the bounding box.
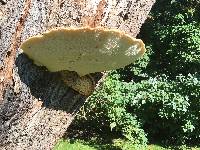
[145,22,200,77]
[82,73,200,145]
[134,0,200,79]
[83,74,148,147]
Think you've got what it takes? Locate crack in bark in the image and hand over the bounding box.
[0,0,31,101]
[89,0,106,27]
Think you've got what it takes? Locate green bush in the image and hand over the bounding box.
[82,73,200,145]
[83,73,148,147]
[141,0,200,77]
[145,22,200,77]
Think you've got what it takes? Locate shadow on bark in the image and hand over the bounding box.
[15,53,87,114]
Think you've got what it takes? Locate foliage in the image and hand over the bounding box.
[139,0,200,77]
[87,73,148,147]
[82,73,200,145]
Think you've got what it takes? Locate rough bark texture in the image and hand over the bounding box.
[0,0,155,149]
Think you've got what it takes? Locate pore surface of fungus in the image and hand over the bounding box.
[20,27,146,76]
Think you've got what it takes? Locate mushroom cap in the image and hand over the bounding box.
[20,27,146,76]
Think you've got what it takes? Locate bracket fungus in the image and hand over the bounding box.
[20,27,146,95]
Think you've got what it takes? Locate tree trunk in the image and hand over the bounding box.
[0,0,155,149]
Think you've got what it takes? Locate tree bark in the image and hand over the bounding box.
[0,0,155,149]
